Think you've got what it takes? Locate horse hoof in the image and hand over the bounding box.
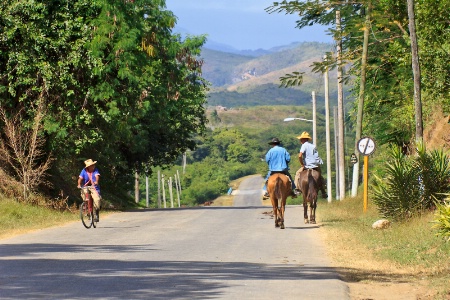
[310,220,316,224]
[304,219,309,224]
[280,224,285,229]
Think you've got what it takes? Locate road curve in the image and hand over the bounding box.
[0,175,349,299]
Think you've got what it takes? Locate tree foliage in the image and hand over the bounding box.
[267,0,450,147]
[0,0,209,201]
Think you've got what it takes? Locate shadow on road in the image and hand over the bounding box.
[0,242,348,299]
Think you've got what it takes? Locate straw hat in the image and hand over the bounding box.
[84,159,97,168]
[268,137,281,145]
[297,131,312,140]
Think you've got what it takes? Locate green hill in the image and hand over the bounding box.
[200,42,339,108]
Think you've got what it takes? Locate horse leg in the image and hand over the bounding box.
[279,200,285,229]
[310,201,317,224]
[273,203,280,228]
[303,200,309,224]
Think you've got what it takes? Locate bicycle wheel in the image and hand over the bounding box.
[80,201,93,229]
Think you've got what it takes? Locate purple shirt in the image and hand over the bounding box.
[79,168,101,194]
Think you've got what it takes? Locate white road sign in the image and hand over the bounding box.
[357,137,376,156]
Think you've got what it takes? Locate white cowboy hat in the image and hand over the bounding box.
[84,159,97,168]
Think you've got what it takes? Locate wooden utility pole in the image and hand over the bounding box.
[162,174,166,208]
[145,171,149,207]
[336,10,346,200]
[312,91,317,146]
[177,170,182,195]
[407,0,423,142]
[169,177,174,208]
[157,170,161,208]
[174,173,181,207]
[334,107,340,200]
[352,3,372,197]
[135,170,139,204]
[324,55,332,202]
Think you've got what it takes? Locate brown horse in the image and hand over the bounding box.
[267,173,291,229]
[297,168,320,224]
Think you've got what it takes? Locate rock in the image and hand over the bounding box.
[372,219,391,230]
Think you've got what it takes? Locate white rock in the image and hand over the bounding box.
[372,219,391,229]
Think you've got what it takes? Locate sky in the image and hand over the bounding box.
[165,0,333,50]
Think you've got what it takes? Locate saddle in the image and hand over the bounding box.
[270,171,292,183]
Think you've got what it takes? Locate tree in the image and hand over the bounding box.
[0,0,209,199]
[407,0,423,143]
[352,2,372,197]
[0,100,53,200]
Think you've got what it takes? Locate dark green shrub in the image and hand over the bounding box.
[433,197,450,242]
[372,143,450,220]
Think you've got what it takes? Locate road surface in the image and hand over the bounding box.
[0,175,349,299]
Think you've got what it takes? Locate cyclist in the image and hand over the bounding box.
[77,159,102,222]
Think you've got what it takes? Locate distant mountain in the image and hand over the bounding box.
[199,42,338,108]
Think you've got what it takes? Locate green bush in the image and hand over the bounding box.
[433,198,450,242]
[372,143,450,220]
[183,180,227,205]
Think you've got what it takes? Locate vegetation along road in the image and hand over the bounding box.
[0,175,348,299]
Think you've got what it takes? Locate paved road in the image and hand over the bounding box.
[0,175,349,299]
[232,175,265,207]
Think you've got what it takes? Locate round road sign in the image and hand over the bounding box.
[357,137,376,156]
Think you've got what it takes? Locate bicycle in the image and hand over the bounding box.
[79,186,98,229]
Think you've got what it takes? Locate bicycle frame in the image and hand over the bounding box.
[80,186,97,229]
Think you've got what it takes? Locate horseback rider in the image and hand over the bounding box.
[263,137,298,198]
[294,132,328,198]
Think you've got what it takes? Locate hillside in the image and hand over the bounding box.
[200,42,339,108]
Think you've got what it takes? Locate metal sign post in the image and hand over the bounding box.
[357,137,376,212]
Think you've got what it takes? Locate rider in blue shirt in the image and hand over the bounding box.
[263,138,297,198]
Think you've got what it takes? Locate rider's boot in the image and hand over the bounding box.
[290,189,298,198]
[263,180,269,198]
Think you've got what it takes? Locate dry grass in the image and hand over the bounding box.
[211,177,450,300]
[316,196,450,300]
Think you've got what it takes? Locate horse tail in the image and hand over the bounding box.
[275,176,283,199]
[307,169,317,203]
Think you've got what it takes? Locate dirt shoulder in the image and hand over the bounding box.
[211,176,445,300]
[316,226,438,300]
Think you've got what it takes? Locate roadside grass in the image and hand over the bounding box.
[0,198,80,240]
[317,194,450,298]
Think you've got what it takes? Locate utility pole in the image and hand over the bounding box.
[336,10,346,200]
[334,107,340,200]
[169,177,174,208]
[157,170,161,208]
[312,91,317,146]
[145,169,149,207]
[135,170,139,204]
[162,174,166,208]
[324,55,332,202]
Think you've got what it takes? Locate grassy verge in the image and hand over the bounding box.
[0,199,81,240]
[317,195,450,299]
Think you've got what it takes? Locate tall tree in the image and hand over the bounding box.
[406,0,423,142]
[352,3,372,197]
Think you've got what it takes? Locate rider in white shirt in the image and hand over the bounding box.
[294,132,327,198]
